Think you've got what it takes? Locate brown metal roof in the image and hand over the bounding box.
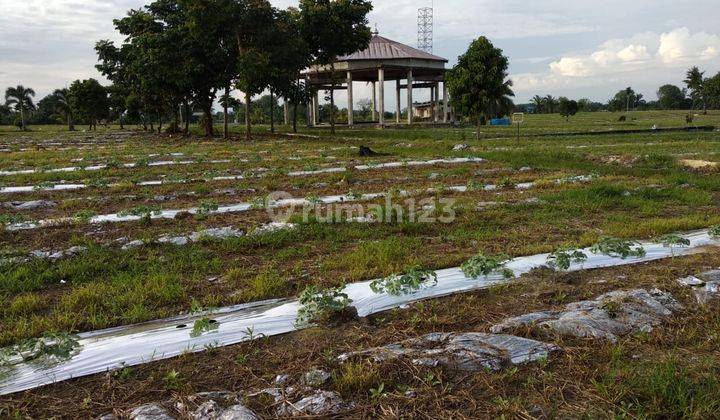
[338,34,448,62]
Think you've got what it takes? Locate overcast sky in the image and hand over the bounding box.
[2,0,720,108]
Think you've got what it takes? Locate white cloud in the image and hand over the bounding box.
[513,27,720,100]
[657,27,720,64]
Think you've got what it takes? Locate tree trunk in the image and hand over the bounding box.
[476,115,481,141]
[270,90,275,134]
[20,107,25,131]
[223,86,229,140]
[245,91,251,141]
[202,102,213,137]
[292,102,298,133]
[183,101,190,135]
[67,115,74,131]
[118,113,122,130]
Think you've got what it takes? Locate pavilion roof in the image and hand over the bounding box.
[338,34,448,63]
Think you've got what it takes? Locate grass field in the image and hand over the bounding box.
[1,111,720,417]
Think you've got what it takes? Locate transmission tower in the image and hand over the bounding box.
[417,7,433,53]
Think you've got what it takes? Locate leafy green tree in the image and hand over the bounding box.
[656,84,690,110]
[445,36,515,140]
[52,89,75,131]
[531,95,545,113]
[607,87,645,112]
[705,72,720,109]
[544,95,557,113]
[558,97,579,120]
[684,66,707,114]
[4,85,36,130]
[68,79,109,130]
[299,0,373,134]
[107,84,128,129]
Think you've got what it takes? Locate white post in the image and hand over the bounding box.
[347,71,354,126]
[312,92,319,126]
[443,83,449,123]
[407,69,414,125]
[433,83,440,123]
[378,68,385,126]
[395,79,401,124]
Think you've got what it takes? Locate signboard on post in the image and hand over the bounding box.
[512,113,524,144]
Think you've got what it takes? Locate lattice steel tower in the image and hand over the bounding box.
[417,7,433,54]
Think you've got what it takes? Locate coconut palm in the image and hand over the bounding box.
[544,95,557,113]
[52,88,75,131]
[684,66,707,114]
[5,85,36,130]
[531,95,545,113]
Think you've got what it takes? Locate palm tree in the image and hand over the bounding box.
[684,66,706,114]
[531,95,544,113]
[5,85,36,130]
[544,95,557,113]
[52,88,75,131]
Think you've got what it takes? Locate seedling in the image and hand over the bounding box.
[461,253,514,279]
[295,285,352,327]
[709,225,720,240]
[196,199,219,216]
[369,383,386,400]
[164,369,183,390]
[33,181,54,191]
[190,317,218,338]
[305,195,323,205]
[73,210,96,224]
[547,245,588,271]
[653,234,690,256]
[466,180,485,191]
[590,236,646,259]
[0,214,25,226]
[0,332,79,367]
[250,196,267,210]
[118,205,161,224]
[370,266,438,296]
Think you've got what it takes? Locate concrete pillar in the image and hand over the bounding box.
[433,83,440,123]
[378,68,385,126]
[347,72,354,126]
[371,81,377,121]
[283,100,289,125]
[430,86,435,121]
[443,83,449,123]
[312,91,319,126]
[406,69,413,125]
[395,79,401,124]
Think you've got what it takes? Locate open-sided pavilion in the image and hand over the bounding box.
[301,32,452,127]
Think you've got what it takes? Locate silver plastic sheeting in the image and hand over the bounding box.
[0,157,484,195]
[0,229,717,395]
[0,160,232,177]
[5,173,538,231]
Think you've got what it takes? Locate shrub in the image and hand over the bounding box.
[370,266,438,296]
[461,253,514,279]
[590,236,646,259]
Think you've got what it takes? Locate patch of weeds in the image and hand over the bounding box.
[305,194,323,204]
[370,266,438,295]
[590,236,646,259]
[87,177,109,188]
[0,214,25,226]
[547,245,587,271]
[369,382,387,400]
[164,369,183,391]
[33,181,54,191]
[73,210,96,224]
[295,285,353,327]
[466,179,485,191]
[461,253,514,279]
[250,195,267,210]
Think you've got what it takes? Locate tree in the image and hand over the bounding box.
[558,97,579,120]
[705,72,720,109]
[52,89,75,131]
[68,79,109,130]
[5,85,36,130]
[531,95,545,113]
[544,95,557,113]
[607,87,645,112]
[445,36,515,140]
[299,0,373,134]
[656,84,689,110]
[684,66,707,114]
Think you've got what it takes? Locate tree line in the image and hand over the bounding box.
[521,66,720,117]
